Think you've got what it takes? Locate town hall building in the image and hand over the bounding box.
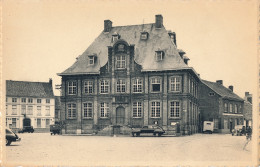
[58,15,201,135]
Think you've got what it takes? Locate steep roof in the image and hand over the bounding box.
[6,80,54,98]
[59,23,193,75]
[202,80,244,101]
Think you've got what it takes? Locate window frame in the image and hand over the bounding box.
[37,99,42,104]
[150,77,161,93]
[151,101,161,118]
[37,106,42,116]
[83,102,93,119]
[224,103,228,113]
[116,55,126,69]
[84,80,94,94]
[45,106,50,116]
[133,78,143,93]
[234,104,238,113]
[21,105,26,115]
[169,101,180,118]
[89,56,94,65]
[67,81,77,95]
[67,103,77,119]
[27,106,33,115]
[46,99,50,104]
[116,79,126,93]
[155,51,164,61]
[100,80,109,94]
[12,98,17,103]
[12,105,17,115]
[229,103,233,113]
[169,76,182,92]
[21,98,26,103]
[28,98,33,103]
[100,102,109,118]
[132,102,142,118]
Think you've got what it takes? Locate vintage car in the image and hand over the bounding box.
[18,126,34,133]
[232,125,246,136]
[50,124,61,135]
[6,128,21,146]
[131,125,165,137]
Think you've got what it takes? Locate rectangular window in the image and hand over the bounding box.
[28,98,33,103]
[46,99,50,104]
[151,78,161,92]
[116,55,126,69]
[83,103,93,118]
[21,98,26,103]
[133,79,142,93]
[12,118,16,128]
[67,103,76,118]
[27,106,33,115]
[224,103,228,113]
[229,104,233,113]
[170,77,181,92]
[12,98,17,103]
[234,104,238,113]
[89,56,94,65]
[6,105,8,115]
[21,105,26,115]
[46,119,50,128]
[116,79,126,93]
[100,80,109,94]
[133,102,142,118]
[214,119,219,129]
[84,81,93,94]
[37,118,41,128]
[100,102,109,118]
[151,102,160,118]
[37,106,41,116]
[12,105,17,115]
[45,106,50,116]
[68,81,77,95]
[37,99,41,103]
[170,101,180,117]
[156,51,164,61]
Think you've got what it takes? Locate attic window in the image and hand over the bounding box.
[112,33,120,42]
[140,32,148,40]
[88,55,95,65]
[155,51,165,61]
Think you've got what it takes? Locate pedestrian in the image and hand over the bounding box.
[243,126,252,150]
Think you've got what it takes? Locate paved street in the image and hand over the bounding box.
[5,133,252,166]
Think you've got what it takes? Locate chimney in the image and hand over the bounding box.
[216,80,223,85]
[104,20,112,32]
[245,92,252,104]
[228,85,233,92]
[155,14,163,28]
[245,92,249,96]
[49,78,52,85]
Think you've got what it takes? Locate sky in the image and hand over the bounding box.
[3,0,258,98]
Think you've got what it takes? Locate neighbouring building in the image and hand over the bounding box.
[243,92,252,128]
[199,80,244,133]
[55,96,61,124]
[58,15,201,135]
[6,79,55,132]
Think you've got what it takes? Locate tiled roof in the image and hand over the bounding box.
[202,80,244,101]
[6,80,54,98]
[59,23,193,75]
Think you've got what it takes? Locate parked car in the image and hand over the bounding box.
[232,125,246,136]
[6,128,21,146]
[50,124,61,135]
[18,126,34,133]
[131,125,165,137]
[203,121,214,134]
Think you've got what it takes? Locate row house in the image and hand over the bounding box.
[243,92,252,128]
[58,15,201,135]
[199,80,244,133]
[6,79,55,132]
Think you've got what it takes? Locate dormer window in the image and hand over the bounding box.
[89,56,94,65]
[140,32,149,40]
[155,51,164,61]
[112,32,120,42]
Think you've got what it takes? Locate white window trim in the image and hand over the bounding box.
[116,79,126,93]
[89,56,94,65]
[67,103,77,119]
[68,81,77,95]
[169,101,181,118]
[84,80,94,94]
[150,77,161,93]
[155,51,164,61]
[100,102,109,118]
[116,55,126,69]
[132,102,142,118]
[45,106,50,116]
[133,78,143,93]
[151,101,161,118]
[100,80,109,94]
[83,102,93,118]
[169,76,182,92]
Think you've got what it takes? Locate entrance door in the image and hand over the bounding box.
[116,106,125,125]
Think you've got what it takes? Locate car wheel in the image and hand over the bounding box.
[6,139,11,146]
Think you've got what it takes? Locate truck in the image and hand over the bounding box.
[203,121,214,134]
[131,125,165,137]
